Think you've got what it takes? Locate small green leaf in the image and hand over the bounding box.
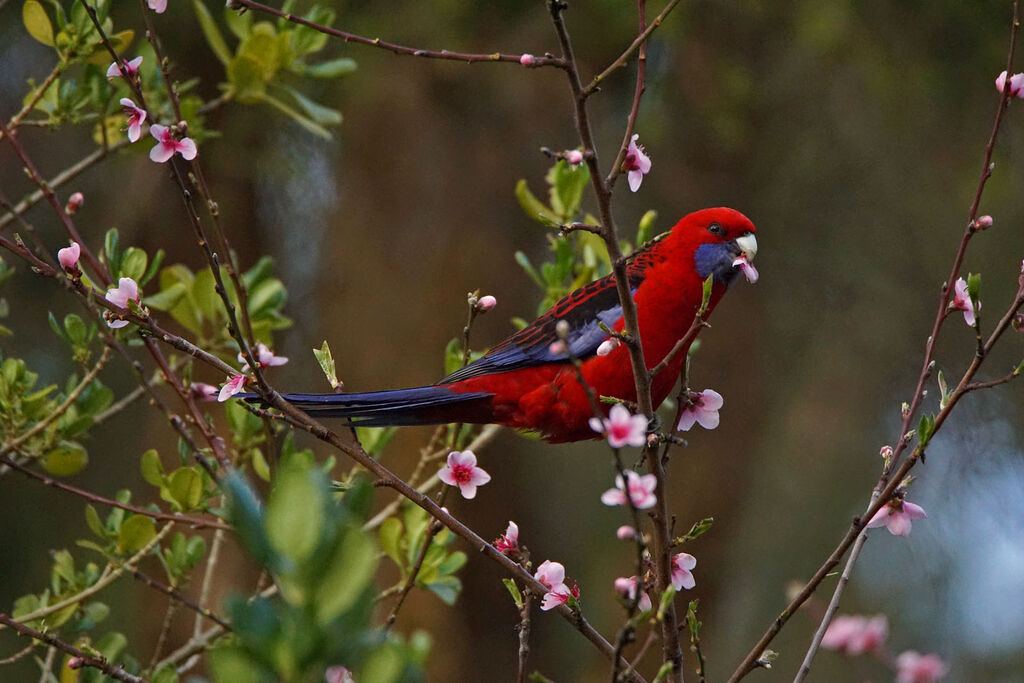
[224,4,252,40]
[514,179,561,226]
[120,247,148,282]
[284,86,342,125]
[502,578,523,608]
[967,272,981,304]
[251,447,271,482]
[313,340,338,390]
[41,442,88,476]
[546,159,590,221]
[167,467,204,510]
[636,210,658,246]
[700,274,713,313]
[85,504,105,537]
[117,515,156,554]
[23,0,54,46]
[192,0,232,65]
[302,57,357,78]
[379,517,404,568]
[140,449,164,487]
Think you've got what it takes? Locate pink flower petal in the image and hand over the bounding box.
[177,136,198,160]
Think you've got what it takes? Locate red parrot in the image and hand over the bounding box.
[253,207,757,442]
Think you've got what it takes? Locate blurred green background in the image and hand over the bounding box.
[2,0,1023,680]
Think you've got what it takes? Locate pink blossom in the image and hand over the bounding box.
[879,445,894,460]
[475,295,497,312]
[149,124,197,163]
[106,56,143,81]
[623,134,652,192]
[995,70,1024,97]
[104,277,140,328]
[239,343,288,372]
[190,382,219,402]
[975,215,993,229]
[614,576,653,612]
[65,192,84,215]
[896,651,949,683]
[67,657,84,670]
[820,614,888,655]
[438,450,491,499]
[949,277,978,326]
[677,389,723,431]
[616,525,637,540]
[565,149,584,165]
[596,338,620,356]
[148,0,168,12]
[670,552,696,591]
[589,403,648,448]
[601,469,658,509]
[120,98,147,143]
[494,520,519,555]
[218,374,247,402]
[867,498,927,537]
[534,559,573,611]
[519,54,536,67]
[732,255,759,283]
[57,242,81,272]
[325,666,354,683]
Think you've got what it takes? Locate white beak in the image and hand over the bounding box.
[735,233,758,261]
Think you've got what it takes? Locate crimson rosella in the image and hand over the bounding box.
[247,207,757,442]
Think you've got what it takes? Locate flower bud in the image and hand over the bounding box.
[519,53,536,67]
[565,149,584,165]
[475,295,497,312]
[975,215,993,229]
[57,242,81,273]
[65,192,84,215]
[68,657,84,670]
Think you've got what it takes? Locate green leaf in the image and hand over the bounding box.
[302,57,357,78]
[313,340,338,389]
[262,92,332,139]
[41,442,88,476]
[23,0,54,46]
[151,663,180,683]
[437,550,466,576]
[227,53,268,102]
[314,526,376,623]
[967,272,981,306]
[917,413,936,448]
[636,210,657,246]
[379,517,404,568]
[514,251,545,289]
[502,578,523,608]
[117,515,156,554]
[63,313,88,345]
[223,472,273,566]
[514,179,561,226]
[284,85,342,126]
[140,449,164,487]
[192,0,232,65]
[425,575,461,605]
[85,504,105,537]
[546,159,590,220]
[120,247,148,283]
[700,274,713,312]
[251,447,271,482]
[167,467,204,511]
[224,4,252,40]
[266,464,324,563]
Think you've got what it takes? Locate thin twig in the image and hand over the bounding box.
[516,588,534,683]
[228,0,565,68]
[0,614,145,683]
[125,566,231,630]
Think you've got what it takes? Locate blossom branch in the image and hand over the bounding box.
[606,0,649,189]
[0,613,145,683]
[727,7,1021,679]
[227,0,565,68]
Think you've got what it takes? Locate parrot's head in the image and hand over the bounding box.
[680,207,758,285]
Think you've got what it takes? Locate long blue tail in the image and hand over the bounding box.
[243,386,494,427]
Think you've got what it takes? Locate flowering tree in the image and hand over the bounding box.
[1,1,1022,682]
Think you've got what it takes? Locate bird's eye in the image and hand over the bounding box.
[707,222,724,236]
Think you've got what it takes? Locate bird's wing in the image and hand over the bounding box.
[440,255,656,384]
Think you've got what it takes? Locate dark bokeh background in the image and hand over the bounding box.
[2,0,1023,680]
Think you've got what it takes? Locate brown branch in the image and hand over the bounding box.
[228,0,565,68]
[124,566,231,630]
[0,613,146,683]
[606,0,650,189]
[384,508,445,631]
[516,588,534,683]
[0,454,230,530]
[0,119,109,286]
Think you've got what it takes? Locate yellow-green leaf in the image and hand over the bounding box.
[23,0,54,46]
[117,515,156,554]
[41,443,88,476]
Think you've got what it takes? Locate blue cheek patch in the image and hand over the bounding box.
[694,243,733,281]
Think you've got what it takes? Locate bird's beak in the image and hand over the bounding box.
[734,232,757,261]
